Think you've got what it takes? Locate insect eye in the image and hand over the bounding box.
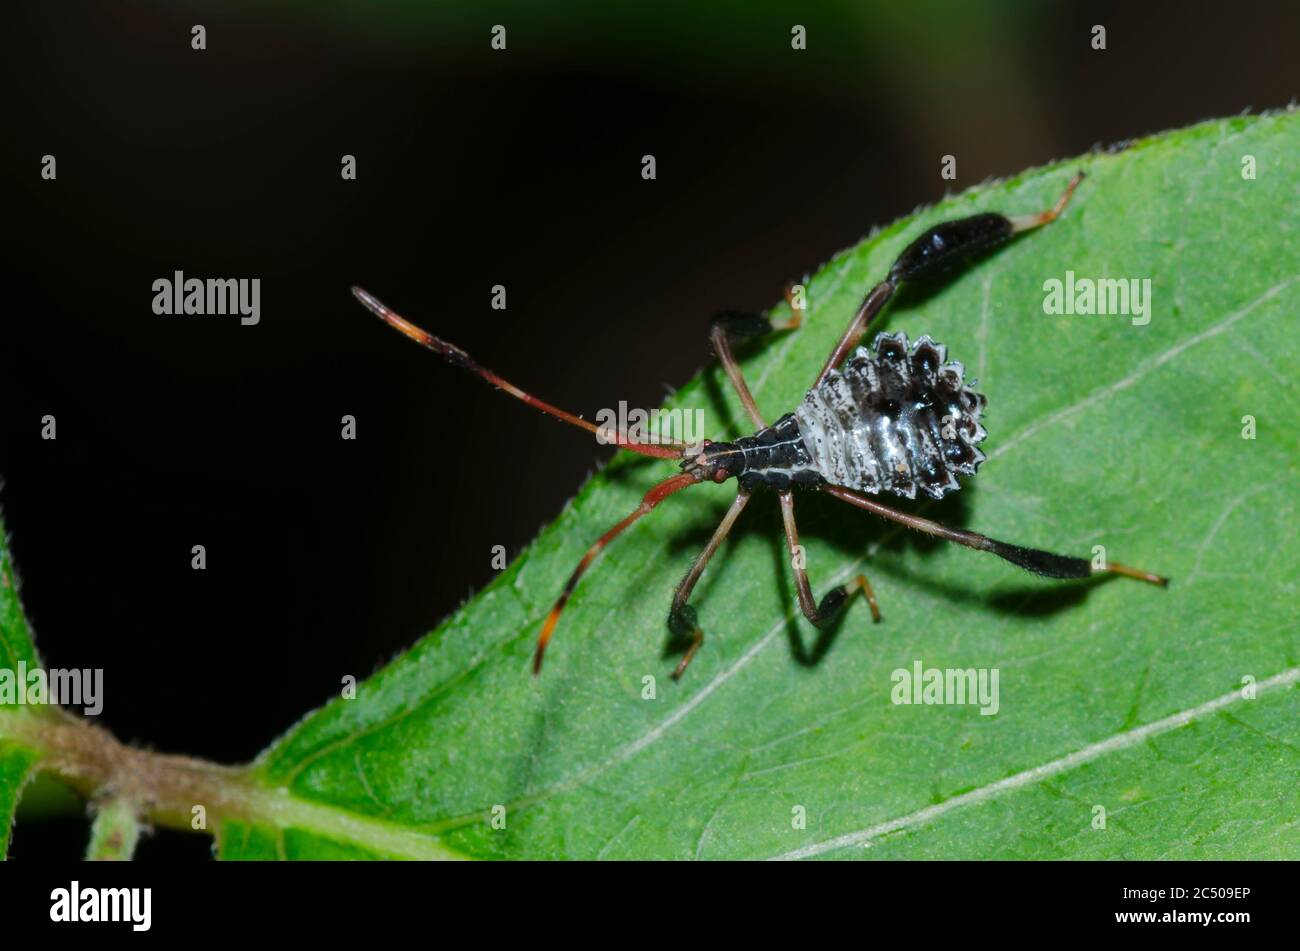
[711,469,730,484]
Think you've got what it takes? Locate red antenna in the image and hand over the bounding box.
[352,288,681,460]
[354,287,701,673]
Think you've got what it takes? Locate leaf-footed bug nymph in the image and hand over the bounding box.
[353,171,1167,680]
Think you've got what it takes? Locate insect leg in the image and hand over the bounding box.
[668,490,751,679]
[709,285,807,428]
[887,171,1085,283]
[779,491,881,626]
[823,484,1168,586]
[814,280,899,387]
[709,311,789,429]
[814,172,1085,388]
[534,472,701,675]
[1005,171,1087,234]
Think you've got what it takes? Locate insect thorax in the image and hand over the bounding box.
[732,414,826,491]
[793,331,988,500]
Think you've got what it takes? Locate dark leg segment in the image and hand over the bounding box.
[886,213,1012,284]
[823,484,1168,586]
[888,172,1085,283]
[668,490,752,679]
[814,172,1085,387]
[779,491,882,626]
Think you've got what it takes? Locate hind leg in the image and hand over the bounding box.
[823,484,1167,586]
[815,172,1085,387]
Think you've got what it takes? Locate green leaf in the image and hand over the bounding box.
[0,744,40,859]
[1,518,45,859]
[3,112,1297,860]
[227,110,1298,859]
[0,522,40,678]
[217,821,410,860]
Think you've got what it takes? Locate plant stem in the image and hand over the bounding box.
[86,794,142,860]
[1,708,255,833]
[0,708,466,860]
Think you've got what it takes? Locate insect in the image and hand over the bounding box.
[353,171,1167,679]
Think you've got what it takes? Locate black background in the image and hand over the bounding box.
[3,859,1285,935]
[2,1,1296,859]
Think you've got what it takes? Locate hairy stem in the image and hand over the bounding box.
[0,708,466,859]
[86,794,143,860]
[2,708,256,833]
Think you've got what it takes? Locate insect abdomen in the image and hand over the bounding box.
[794,332,987,500]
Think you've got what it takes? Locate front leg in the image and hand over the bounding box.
[709,291,802,429]
[667,490,751,679]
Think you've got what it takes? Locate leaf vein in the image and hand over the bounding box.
[769,667,1300,860]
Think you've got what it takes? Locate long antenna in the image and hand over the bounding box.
[352,287,682,460]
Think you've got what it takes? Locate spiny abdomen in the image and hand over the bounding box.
[794,332,987,500]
